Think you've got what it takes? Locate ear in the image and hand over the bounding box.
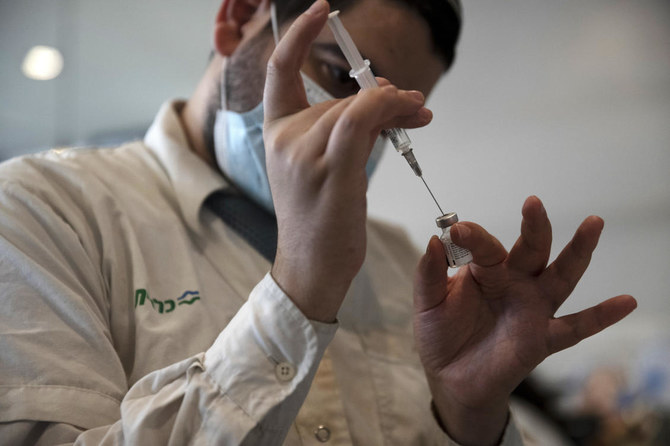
[214,0,271,56]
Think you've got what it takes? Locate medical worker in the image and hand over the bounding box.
[0,0,636,444]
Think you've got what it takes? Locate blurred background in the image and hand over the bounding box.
[1,0,669,443]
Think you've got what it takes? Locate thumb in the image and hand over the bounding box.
[264,0,329,121]
[414,236,448,313]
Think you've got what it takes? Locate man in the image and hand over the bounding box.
[0,0,636,444]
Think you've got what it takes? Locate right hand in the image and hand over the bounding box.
[263,0,432,322]
[413,197,637,444]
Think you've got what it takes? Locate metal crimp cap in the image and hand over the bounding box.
[436,212,459,228]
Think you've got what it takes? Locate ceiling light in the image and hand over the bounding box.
[21,45,64,80]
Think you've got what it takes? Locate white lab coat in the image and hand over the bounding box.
[0,101,523,445]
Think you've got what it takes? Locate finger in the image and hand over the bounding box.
[450,222,507,267]
[325,86,427,169]
[358,76,432,118]
[547,295,637,354]
[544,215,604,309]
[299,96,356,157]
[376,76,391,87]
[302,85,428,160]
[371,76,424,101]
[507,196,552,275]
[264,0,329,121]
[414,236,449,313]
[381,105,432,130]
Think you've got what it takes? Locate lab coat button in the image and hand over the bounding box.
[314,425,331,442]
[275,362,296,382]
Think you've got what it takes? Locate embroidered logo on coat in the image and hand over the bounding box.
[134,289,201,314]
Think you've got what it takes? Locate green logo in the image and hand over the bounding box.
[134,289,200,314]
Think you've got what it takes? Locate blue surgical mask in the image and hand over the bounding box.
[213,84,271,211]
[213,17,385,214]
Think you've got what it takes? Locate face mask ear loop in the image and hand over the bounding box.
[220,58,225,110]
[270,2,280,46]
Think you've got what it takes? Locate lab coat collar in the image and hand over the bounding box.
[144,100,228,234]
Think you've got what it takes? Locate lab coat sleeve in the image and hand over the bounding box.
[0,178,336,445]
[426,399,525,446]
[435,414,525,446]
[67,275,333,445]
[98,275,335,445]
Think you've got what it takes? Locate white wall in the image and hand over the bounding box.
[368,0,670,389]
[1,0,669,392]
[0,0,221,158]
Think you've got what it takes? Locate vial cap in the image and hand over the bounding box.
[436,212,459,228]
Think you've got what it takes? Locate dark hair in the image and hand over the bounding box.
[275,0,461,69]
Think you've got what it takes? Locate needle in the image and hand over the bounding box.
[327,11,447,217]
[420,175,444,215]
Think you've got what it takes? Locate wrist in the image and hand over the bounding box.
[430,382,509,446]
[271,256,349,323]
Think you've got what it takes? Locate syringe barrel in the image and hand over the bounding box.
[384,128,412,154]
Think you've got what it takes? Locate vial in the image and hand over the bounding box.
[436,213,473,268]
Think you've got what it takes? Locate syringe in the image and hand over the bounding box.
[327,10,444,215]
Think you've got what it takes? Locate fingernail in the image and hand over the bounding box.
[425,235,437,255]
[596,216,604,232]
[408,90,424,102]
[307,0,327,15]
[417,107,432,122]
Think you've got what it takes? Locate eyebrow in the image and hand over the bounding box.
[311,42,383,79]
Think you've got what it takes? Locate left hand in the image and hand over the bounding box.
[413,196,637,445]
